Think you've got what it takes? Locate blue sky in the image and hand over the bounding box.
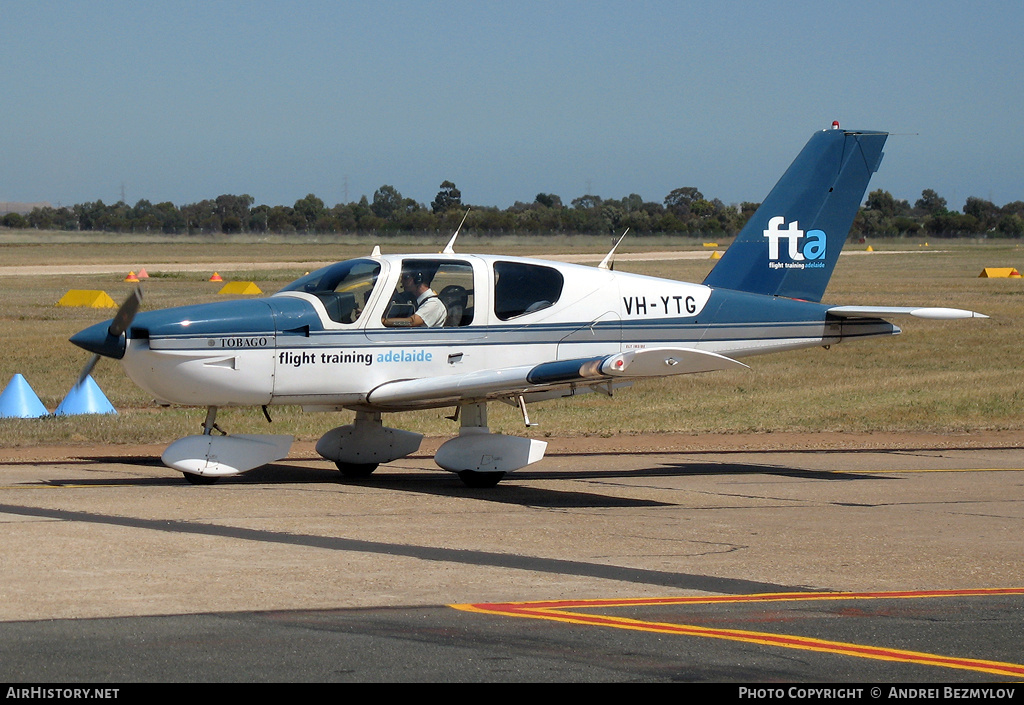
[2,0,1022,212]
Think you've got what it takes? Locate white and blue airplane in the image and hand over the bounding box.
[70,124,986,487]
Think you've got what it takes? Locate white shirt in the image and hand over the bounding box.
[415,289,447,327]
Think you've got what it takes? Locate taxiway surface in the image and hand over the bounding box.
[1,434,1022,681]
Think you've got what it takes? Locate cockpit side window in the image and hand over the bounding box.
[493,261,564,320]
[279,259,380,324]
[433,261,475,327]
[383,259,475,328]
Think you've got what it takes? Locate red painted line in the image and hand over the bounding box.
[452,588,1024,678]
[468,587,1024,612]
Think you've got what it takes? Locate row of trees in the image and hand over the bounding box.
[3,181,1023,238]
[860,189,1024,237]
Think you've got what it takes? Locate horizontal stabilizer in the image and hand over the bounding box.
[826,306,988,320]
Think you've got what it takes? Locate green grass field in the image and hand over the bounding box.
[1,233,1021,446]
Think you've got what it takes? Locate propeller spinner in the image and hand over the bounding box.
[73,286,143,386]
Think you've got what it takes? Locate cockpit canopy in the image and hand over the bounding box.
[278,255,567,327]
[278,259,380,324]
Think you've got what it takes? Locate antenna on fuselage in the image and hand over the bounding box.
[442,209,470,254]
[598,228,629,270]
[371,245,381,256]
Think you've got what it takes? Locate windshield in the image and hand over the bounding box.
[279,259,381,324]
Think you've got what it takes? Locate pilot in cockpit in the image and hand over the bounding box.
[382,268,447,327]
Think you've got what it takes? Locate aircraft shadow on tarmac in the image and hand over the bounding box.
[514,462,890,482]
[39,459,671,508]
[33,454,895,510]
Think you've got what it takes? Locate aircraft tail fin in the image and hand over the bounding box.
[702,127,887,302]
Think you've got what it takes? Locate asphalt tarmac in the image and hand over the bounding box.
[1,437,1022,683]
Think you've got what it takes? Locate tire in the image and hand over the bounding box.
[183,472,219,485]
[335,461,379,478]
[458,471,505,488]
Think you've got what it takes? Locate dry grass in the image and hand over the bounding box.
[1,235,1021,446]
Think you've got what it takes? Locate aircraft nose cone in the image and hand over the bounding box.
[70,319,126,359]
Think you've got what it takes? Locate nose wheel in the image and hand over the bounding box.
[180,406,224,484]
[163,405,294,484]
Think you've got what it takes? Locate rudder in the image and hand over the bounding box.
[703,127,887,302]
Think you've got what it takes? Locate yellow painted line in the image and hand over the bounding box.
[0,484,125,490]
[833,468,1024,474]
[453,588,1024,678]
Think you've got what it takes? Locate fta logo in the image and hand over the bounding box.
[763,216,826,269]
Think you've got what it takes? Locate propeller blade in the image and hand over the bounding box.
[76,354,100,387]
[108,285,143,337]
[74,287,143,386]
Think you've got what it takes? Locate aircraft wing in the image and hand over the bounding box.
[366,347,747,408]
[826,306,987,320]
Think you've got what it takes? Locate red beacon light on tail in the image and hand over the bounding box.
[832,120,841,130]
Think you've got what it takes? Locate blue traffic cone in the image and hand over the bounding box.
[55,375,117,415]
[0,374,50,418]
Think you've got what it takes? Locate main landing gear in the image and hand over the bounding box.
[316,402,548,488]
[315,410,423,479]
[162,401,549,489]
[433,402,546,487]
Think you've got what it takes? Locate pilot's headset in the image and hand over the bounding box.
[403,269,427,287]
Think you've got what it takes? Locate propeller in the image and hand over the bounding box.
[76,286,143,386]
